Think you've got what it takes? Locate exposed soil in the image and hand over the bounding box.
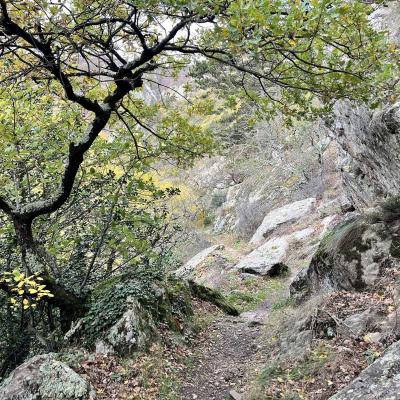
[179,302,270,400]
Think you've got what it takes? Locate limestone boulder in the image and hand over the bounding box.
[235,236,290,276]
[236,227,316,276]
[0,354,96,400]
[250,198,316,245]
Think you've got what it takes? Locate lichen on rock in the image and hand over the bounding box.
[0,354,96,400]
[95,296,157,356]
[67,273,194,355]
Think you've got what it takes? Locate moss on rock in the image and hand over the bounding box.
[291,215,394,302]
[69,272,194,351]
[188,280,239,316]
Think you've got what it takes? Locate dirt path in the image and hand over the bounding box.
[179,302,270,400]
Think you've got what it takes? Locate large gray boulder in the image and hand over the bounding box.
[330,339,400,399]
[0,354,96,400]
[290,214,399,302]
[236,228,315,276]
[250,198,316,245]
[235,236,290,276]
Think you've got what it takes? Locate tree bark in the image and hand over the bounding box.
[9,215,87,331]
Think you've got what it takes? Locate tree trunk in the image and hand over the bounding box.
[11,215,87,331]
[13,216,34,273]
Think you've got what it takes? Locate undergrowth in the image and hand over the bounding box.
[225,275,287,312]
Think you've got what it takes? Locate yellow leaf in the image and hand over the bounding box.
[14,273,25,282]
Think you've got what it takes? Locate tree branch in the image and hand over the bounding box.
[0,196,12,214]
[0,1,102,113]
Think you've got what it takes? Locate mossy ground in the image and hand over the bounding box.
[224,273,287,313]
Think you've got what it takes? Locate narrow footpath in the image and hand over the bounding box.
[179,302,270,400]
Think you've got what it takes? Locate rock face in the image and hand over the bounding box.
[333,3,400,211]
[0,354,96,400]
[95,296,157,356]
[370,1,400,46]
[250,198,316,245]
[175,244,237,289]
[330,339,400,400]
[333,101,400,209]
[290,215,399,302]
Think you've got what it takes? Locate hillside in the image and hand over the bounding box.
[0,1,400,400]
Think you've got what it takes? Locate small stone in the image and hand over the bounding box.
[229,389,242,400]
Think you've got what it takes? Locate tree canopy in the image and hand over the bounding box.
[0,0,395,219]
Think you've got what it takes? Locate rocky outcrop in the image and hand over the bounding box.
[330,339,400,400]
[290,213,400,302]
[370,1,400,46]
[0,354,96,400]
[333,3,400,210]
[250,198,316,245]
[175,244,237,289]
[95,297,157,356]
[333,101,400,209]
